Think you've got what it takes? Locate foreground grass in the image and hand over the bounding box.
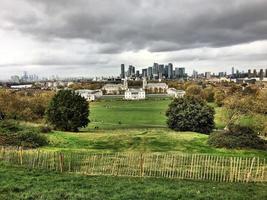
[0,163,266,200]
[43,128,267,158]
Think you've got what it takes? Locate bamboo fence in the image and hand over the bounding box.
[0,146,266,183]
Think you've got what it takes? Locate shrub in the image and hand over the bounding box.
[208,124,266,150]
[46,90,90,132]
[0,120,48,148]
[17,130,48,148]
[39,125,52,133]
[166,96,215,134]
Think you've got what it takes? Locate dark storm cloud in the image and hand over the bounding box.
[2,0,267,53]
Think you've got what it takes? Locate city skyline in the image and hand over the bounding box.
[1,0,267,80]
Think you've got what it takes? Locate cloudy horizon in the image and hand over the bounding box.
[1,0,267,80]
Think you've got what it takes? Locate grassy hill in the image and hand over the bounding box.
[43,128,267,158]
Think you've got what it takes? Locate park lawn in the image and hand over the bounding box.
[43,128,267,158]
[0,163,266,200]
[85,99,171,129]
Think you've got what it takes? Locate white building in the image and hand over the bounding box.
[143,78,168,92]
[76,89,103,101]
[124,88,146,100]
[167,88,186,98]
[102,79,128,94]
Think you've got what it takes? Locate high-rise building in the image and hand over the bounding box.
[259,69,264,80]
[142,69,147,77]
[253,69,257,77]
[136,70,140,77]
[120,64,125,78]
[265,69,267,77]
[167,63,173,79]
[193,70,198,79]
[147,67,153,80]
[248,69,252,78]
[232,67,235,75]
[175,67,185,78]
[205,72,211,79]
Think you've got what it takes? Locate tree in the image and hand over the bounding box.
[166,96,215,134]
[214,89,226,107]
[203,87,215,102]
[185,85,205,99]
[46,90,89,132]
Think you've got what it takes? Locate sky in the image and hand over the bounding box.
[0,0,267,80]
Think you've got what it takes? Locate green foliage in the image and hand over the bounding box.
[0,120,48,148]
[214,90,226,107]
[208,124,267,150]
[46,90,89,132]
[185,85,205,99]
[0,89,54,121]
[166,97,215,134]
[203,87,215,102]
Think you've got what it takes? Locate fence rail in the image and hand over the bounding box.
[0,147,266,183]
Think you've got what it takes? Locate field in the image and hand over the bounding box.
[86,99,171,129]
[1,163,266,200]
[41,99,266,157]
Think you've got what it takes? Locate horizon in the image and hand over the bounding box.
[1,0,267,80]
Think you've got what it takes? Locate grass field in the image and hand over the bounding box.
[86,99,171,129]
[43,128,267,158]
[85,99,228,130]
[1,163,266,200]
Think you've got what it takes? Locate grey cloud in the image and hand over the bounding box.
[1,0,266,53]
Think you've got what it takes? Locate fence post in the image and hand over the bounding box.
[19,146,23,165]
[246,157,256,183]
[59,152,64,173]
[140,153,144,177]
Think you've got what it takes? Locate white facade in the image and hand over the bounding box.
[167,88,186,98]
[124,89,146,100]
[76,89,103,101]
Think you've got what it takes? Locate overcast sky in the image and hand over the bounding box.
[0,0,267,80]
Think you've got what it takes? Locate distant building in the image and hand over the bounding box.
[102,78,128,94]
[124,88,146,100]
[120,64,125,78]
[167,88,186,98]
[76,89,103,101]
[143,78,168,93]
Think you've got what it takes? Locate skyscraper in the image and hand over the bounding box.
[259,69,264,80]
[120,64,125,78]
[147,67,153,80]
[167,63,173,79]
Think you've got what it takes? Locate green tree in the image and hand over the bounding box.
[214,89,226,107]
[46,90,89,132]
[166,97,215,134]
[185,85,205,99]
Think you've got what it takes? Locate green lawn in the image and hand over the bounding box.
[0,163,266,200]
[86,99,171,129]
[43,128,267,158]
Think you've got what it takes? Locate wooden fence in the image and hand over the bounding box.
[0,147,266,183]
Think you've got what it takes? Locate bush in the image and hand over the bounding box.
[46,90,90,132]
[208,124,266,150]
[166,96,215,134]
[0,120,48,148]
[39,125,52,133]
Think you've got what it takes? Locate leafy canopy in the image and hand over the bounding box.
[46,90,89,132]
[166,96,215,134]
